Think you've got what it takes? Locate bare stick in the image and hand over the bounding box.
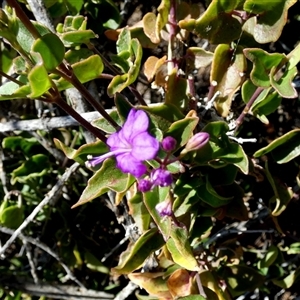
[0,146,9,194]
[26,0,55,32]
[23,240,39,284]
[30,131,66,162]
[0,111,106,133]
[0,162,80,257]
[195,272,207,298]
[114,281,138,300]
[0,277,113,299]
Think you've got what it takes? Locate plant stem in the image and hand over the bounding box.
[167,0,177,74]
[7,0,41,39]
[53,93,107,142]
[235,87,264,131]
[56,64,120,129]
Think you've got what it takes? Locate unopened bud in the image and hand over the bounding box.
[155,199,172,217]
[138,179,152,192]
[151,168,173,187]
[183,132,210,153]
[161,136,177,152]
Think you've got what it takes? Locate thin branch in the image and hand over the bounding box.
[0,111,106,133]
[66,87,96,144]
[0,146,9,194]
[235,87,264,131]
[0,162,80,257]
[114,281,138,300]
[54,95,107,142]
[195,272,207,298]
[23,240,39,284]
[29,131,66,162]
[0,275,114,299]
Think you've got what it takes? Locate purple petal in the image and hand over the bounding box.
[115,153,147,177]
[122,109,149,141]
[106,131,131,151]
[131,132,159,161]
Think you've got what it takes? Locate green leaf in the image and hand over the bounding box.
[258,245,279,269]
[197,182,232,208]
[243,48,285,87]
[0,75,30,100]
[219,265,265,297]
[186,47,213,71]
[178,296,206,300]
[128,192,151,233]
[92,110,121,134]
[31,33,65,70]
[54,139,108,165]
[28,62,52,98]
[112,228,165,275]
[129,272,171,299]
[270,65,298,98]
[107,37,143,97]
[16,20,50,53]
[2,136,39,156]
[254,129,300,163]
[165,115,199,149]
[143,187,171,237]
[273,266,300,289]
[196,121,249,174]
[84,252,109,274]
[55,55,104,91]
[72,158,135,208]
[166,226,200,271]
[117,28,131,53]
[265,162,293,216]
[0,205,24,229]
[114,93,134,122]
[211,44,247,117]
[11,154,50,184]
[287,243,300,255]
[179,0,242,44]
[165,68,190,109]
[243,0,297,43]
[60,30,96,47]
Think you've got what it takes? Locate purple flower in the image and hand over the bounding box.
[155,199,173,217]
[151,168,173,187]
[161,136,177,152]
[86,109,159,177]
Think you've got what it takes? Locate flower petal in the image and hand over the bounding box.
[107,129,128,150]
[131,132,159,161]
[116,153,147,177]
[122,109,149,141]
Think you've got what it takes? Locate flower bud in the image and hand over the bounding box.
[161,136,177,152]
[151,168,173,187]
[155,199,172,217]
[183,132,210,153]
[138,179,152,192]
